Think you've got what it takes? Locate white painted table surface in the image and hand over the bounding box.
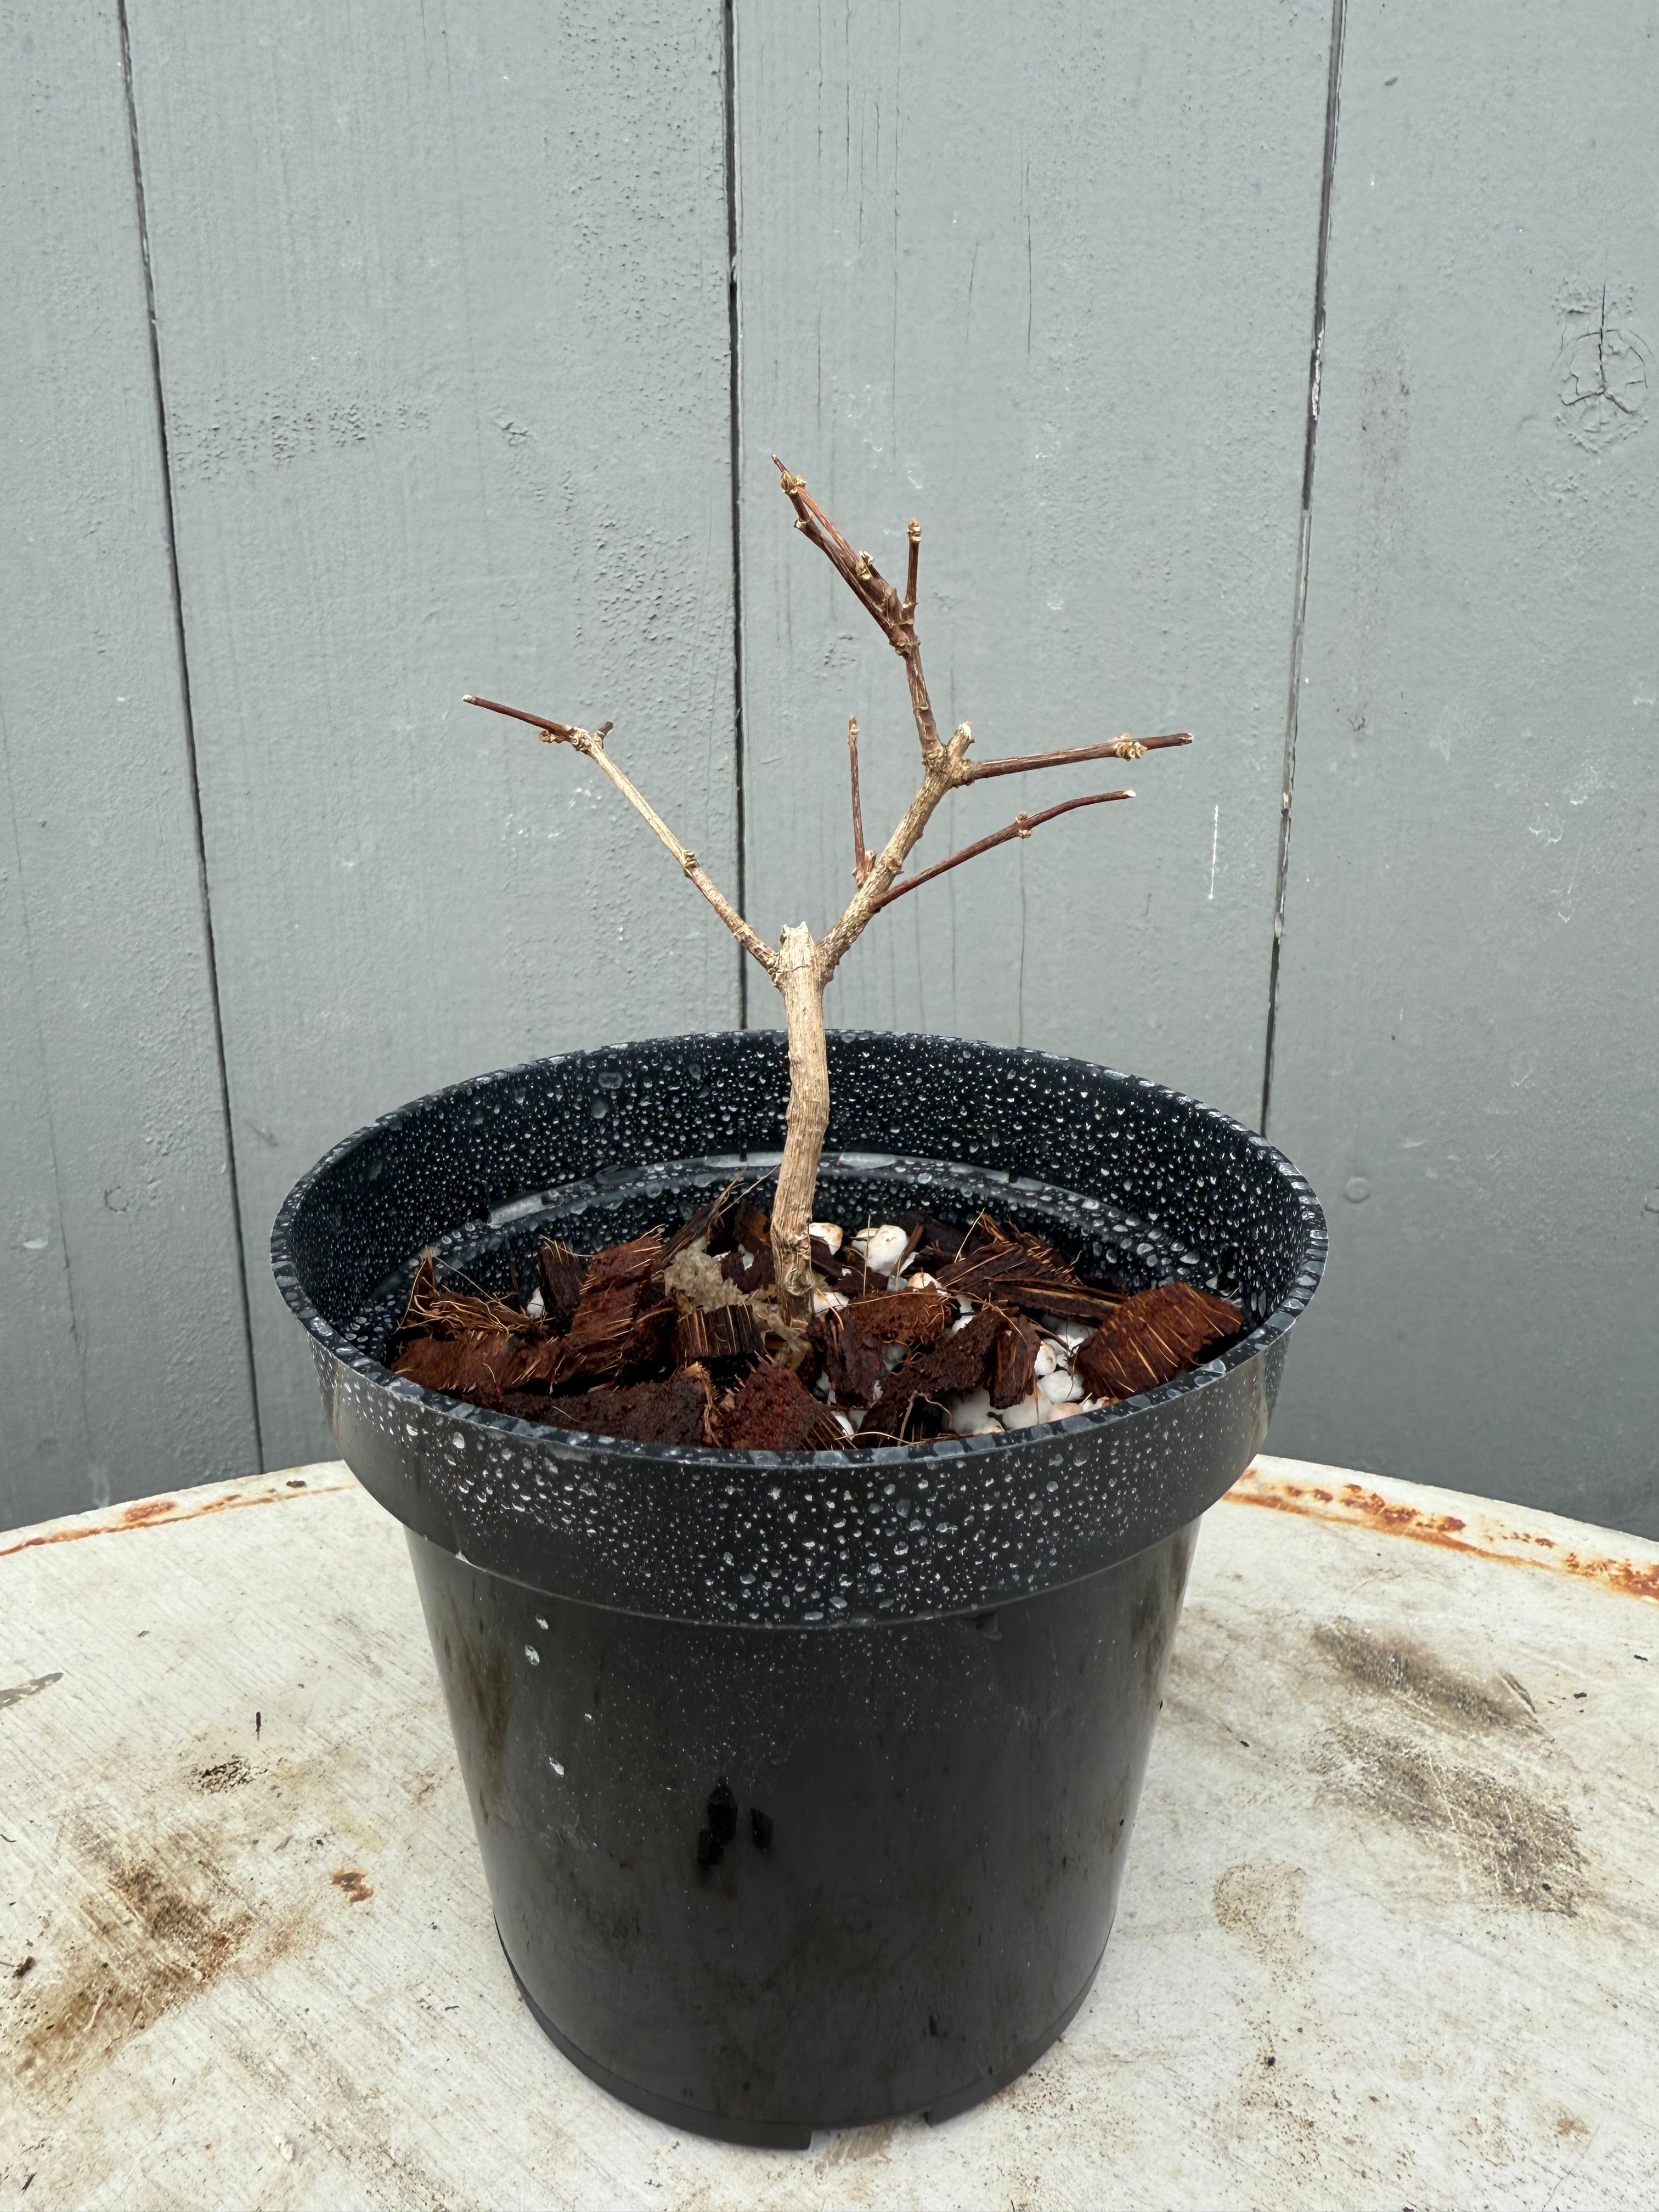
[3,1457,1655,2211]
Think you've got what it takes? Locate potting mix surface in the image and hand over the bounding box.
[389,1192,1243,1452]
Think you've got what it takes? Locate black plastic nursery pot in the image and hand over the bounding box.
[273,1030,1325,2147]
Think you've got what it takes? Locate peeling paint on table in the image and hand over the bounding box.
[3,1454,1654,2208]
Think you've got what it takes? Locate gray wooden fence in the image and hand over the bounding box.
[5,2,1655,1536]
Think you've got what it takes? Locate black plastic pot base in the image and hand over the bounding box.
[501,1928,1104,2148]
[502,1936,812,2150]
[919,1946,1104,2128]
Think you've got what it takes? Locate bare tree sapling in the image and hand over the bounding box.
[466,459,1191,1326]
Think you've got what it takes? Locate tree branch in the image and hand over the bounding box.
[963,731,1192,782]
[773,455,944,766]
[463,695,777,978]
[868,787,1136,913]
[847,717,871,884]
[772,457,905,644]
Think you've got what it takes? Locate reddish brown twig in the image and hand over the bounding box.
[965,732,1191,781]
[847,716,871,884]
[903,518,920,623]
[462,693,577,739]
[772,457,905,644]
[870,788,1135,913]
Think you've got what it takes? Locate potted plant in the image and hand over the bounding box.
[273,459,1325,2147]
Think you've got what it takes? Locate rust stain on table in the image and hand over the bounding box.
[1227,1465,1659,1606]
[0,1472,354,1562]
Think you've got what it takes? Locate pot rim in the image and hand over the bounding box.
[271,1029,1328,1476]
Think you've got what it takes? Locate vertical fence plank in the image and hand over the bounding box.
[0,3,258,1526]
[124,1,740,1465]
[1267,7,1659,1531]
[732,2,1333,1124]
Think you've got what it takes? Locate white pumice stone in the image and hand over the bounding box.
[947,1312,977,1335]
[524,1289,545,1321]
[843,1406,866,1431]
[1039,1367,1085,1406]
[947,1387,992,1434]
[856,1224,911,1276]
[810,1221,844,1255]
[998,1393,1042,1430]
[906,1270,940,1291]
[810,1288,849,1316]
[882,1341,907,1372]
[1053,1318,1091,1350]
[1032,1341,1059,1379]
[829,1409,856,1438]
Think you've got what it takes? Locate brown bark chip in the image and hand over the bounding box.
[842,1286,952,1347]
[394,1251,524,1345]
[716,1364,846,1453]
[808,1308,887,1407]
[935,1216,1121,1323]
[1074,1283,1244,1402]
[394,1331,524,1404]
[858,1307,1003,1443]
[558,1233,673,1383]
[673,1303,765,1368]
[721,1244,776,1295]
[535,1240,586,1332]
[504,1368,716,1446]
[990,1310,1042,1408]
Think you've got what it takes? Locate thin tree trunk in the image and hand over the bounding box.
[772,923,829,1325]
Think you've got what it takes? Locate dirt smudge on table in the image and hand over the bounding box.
[1212,1861,1312,1984]
[7,1817,311,2104]
[0,1671,63,1712]
[330,1866,374,1904]
[1311,1617,1537,1737]
[1314,1722,1587,1914]
[819,2118,898,2165]
[195,1754,253,1793]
